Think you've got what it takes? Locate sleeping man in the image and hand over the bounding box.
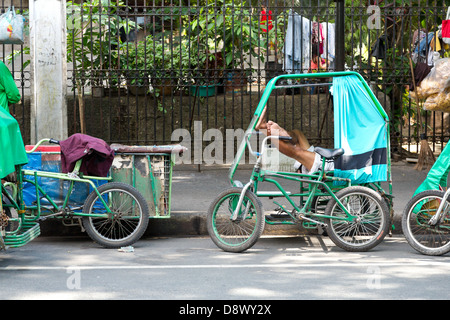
[255,105,334,174]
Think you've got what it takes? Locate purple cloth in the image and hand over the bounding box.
[59,133,114,177]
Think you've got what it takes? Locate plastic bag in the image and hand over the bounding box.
[424,86,450,112]
[411,58,450,101]
[0,6,24,44]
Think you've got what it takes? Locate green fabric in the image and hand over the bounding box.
[413,142,450,196]
[0,61,20,112]
[0,60,26,178]
[0,99,28,179]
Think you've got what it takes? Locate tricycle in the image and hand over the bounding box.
[0,130,150,250]
[207,71,394,252]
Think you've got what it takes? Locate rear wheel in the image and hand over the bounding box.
[82,182,149,248]
[207,187,264,253]
[324,186,389,252]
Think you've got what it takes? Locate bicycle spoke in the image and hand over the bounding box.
[207,188,264,252]
[326,187,388,251]
[404,193,450,254]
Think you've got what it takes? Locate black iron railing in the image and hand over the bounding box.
[1,0,449,162]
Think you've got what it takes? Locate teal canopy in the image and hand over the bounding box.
[0,107,28,179]
[332,74,388,183]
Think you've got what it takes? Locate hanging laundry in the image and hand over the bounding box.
[431,31,442,51]
[311,21,324,55]
[442,7,450,44]
[412,32,434,63]
[437,24,450,50]
[284,10,310,73]
[371,34,389,60]
[320,22,335,61]
[412,29,427,49]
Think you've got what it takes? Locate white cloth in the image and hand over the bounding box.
[320,22,335,62]
[293,145,335,174]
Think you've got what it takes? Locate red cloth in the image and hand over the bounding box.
[59,133,114,177]
[260,9,273,32]
[443,20,450,39]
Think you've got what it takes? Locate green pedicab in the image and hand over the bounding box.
[207,71,393,253]
[402,142,450,255]
[0,114,150,250]
[0,108,34,250]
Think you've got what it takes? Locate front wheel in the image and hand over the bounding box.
[207,187,264,253]
[324,186,390,252]
[82,182,149,248]
[402,190,450,256]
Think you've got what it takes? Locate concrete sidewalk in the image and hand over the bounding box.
[146,160,429,236]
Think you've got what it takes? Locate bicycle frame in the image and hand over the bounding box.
[228,72,393,221]
[234,132,358,228]
[429,188,450,226]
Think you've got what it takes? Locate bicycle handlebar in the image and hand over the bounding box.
[245,131,292,158]
[49,138,60,145]
[25,138,60,154]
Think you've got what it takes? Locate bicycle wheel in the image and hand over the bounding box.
[402,190,450,256]
[324,186,389,252]
[207,187,264,253]
[82,182,149,248]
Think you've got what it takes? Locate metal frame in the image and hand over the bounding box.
[225,71,394,233]
[1,139,112,248]
[229,71,392,196]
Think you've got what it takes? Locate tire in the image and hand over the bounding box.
[402,190,450,256]
[207,187,264,253]
[82,182,149,248]
[324,186,390,252]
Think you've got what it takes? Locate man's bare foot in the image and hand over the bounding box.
[255,106,268,131]
[267,120,290,138]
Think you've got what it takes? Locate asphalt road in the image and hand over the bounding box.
[1,234,450,303]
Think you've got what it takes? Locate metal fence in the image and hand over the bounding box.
[1,0,450,162]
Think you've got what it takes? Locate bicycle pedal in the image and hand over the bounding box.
[273,201,291,213]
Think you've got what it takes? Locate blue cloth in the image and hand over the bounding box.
[332,75,388,183]
[22,151,107,206]
[413,32,434,58]
[284,10,310,73]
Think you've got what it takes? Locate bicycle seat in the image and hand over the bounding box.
[314,147,345,160]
